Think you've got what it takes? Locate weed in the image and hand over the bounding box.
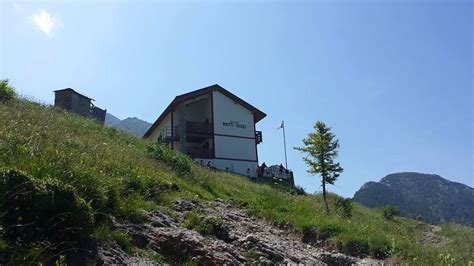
[54,255,67,266]
[183,210,228,240]
[134,248,165,263]
[147,143,191,176]
[0,169,94,248]
[334,197,353,218]
[111,230,134,254]
[0,238,6,251]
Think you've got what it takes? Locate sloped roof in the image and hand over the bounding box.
[143,84,266,139]
[54,88,95,101]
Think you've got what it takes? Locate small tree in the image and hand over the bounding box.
[382,204,400,221]
[295,121,343,214]
[0,79,16,103]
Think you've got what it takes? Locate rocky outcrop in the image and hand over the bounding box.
[353,172,474,226]
[93,199,382,265]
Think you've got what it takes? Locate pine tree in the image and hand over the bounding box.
[295,121,343,214]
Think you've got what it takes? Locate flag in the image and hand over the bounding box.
[277,120,284,130]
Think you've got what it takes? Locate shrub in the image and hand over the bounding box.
[271,183,306,196]
[368,236,392,259]
[147,143,191,176]
[318,223,342,240]
[301,223,341,242]
[0,170,94,250]
[116,192,149,222]
[0,79,15,103]
[111,230,134,254]
[183,210,229,241]
[341,239,369,257]
[0,238,6,251]
[382,205,400,221]
[334,197,353,218]
[293,185,306,195]
[301,224,319,243]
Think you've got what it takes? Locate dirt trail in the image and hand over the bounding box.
[419,225,449,247]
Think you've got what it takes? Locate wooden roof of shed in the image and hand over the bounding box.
[54,88,95,101]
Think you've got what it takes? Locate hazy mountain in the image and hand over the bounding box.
[105,113,152,138]
[353,172,474,226]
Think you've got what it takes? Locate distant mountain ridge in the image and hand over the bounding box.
[353,172,474,226]
[105,113,151,138]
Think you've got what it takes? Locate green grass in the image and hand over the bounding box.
[183,210,225,239]
[0,238,6,252]
[0,98,473,264]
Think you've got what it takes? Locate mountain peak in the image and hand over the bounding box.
[105,113,151,137]
[354,172,474,226]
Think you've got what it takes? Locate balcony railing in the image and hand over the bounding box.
[256,131,263,144]
[186,121,213,136]
[157,126,179,144]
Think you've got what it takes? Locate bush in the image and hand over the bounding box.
[111,230,134,254]
[183,210,229,241]
[368,236,392,259]
[334,197,353,218]
[0,170,94,250]
[301,223,341,242]
[0,238,6,251]
[382,205,400,220]
[341,239,369,257]
[0,79,15,103]
[271,183,306,196]
[301,225,319,243]
[147,143,191,176]
[318,223,342,239]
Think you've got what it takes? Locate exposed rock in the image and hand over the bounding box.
[93,240,154,265]
[419,225,449,247]
[353,172,474,226]
[94,200,383,265]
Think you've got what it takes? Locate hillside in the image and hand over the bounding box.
[105,113,151,137]
[353,172,474,226]
[0,97,473,265]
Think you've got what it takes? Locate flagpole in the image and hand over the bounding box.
[282,121,288,169]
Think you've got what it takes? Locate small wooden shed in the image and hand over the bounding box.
[54,88,106,124]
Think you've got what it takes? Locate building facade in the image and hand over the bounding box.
[54,88,107,124]
[143,84,266,177]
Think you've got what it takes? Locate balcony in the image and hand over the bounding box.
[157,126,179,144]
[256,131,263,144]
[186,121,213,142]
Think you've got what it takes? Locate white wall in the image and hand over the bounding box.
[149,113,171,141]
[200,159,257,177]
[212,90,258,166]
[214,135,257,161]
[212,91,255,138]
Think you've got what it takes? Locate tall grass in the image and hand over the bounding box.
[0,98,473,264]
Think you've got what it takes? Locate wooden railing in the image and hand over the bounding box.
[256,131,263,144]
[157,126,179,144]
[186,121,213,136]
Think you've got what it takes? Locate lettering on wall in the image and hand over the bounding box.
[222,120,247,129]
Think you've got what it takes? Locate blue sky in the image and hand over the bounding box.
[1,0,472,197]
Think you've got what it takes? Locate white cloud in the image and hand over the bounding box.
[12,1,24,11]
[31,9,62,37]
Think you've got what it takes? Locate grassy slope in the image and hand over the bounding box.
[0,99,473,264]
